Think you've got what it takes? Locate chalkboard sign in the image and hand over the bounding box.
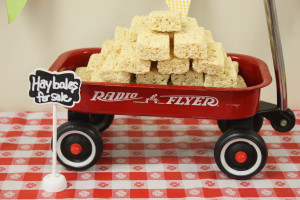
[29,69,81,107]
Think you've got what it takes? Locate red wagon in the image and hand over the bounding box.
[48,0,296,179]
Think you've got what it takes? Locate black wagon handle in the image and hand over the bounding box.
[263,0,287,111]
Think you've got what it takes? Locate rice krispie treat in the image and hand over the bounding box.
[136,67,170,85]
[192,42,225,75]
[75,67,91,81]
[236,75,247,88]
[96,51,132,83]
[99,51,122,72]
[96,71,132,83]
[148,11,182,32]
[130,15,149,33]
[204,56,238,88]
[174,27,207,59]
[101,40,115,55]
[169,17,197,40]
[94,56,132,83]
[225,56,239,73]
[86,40,114,72]
[86,53,103,72]
[114,27,138,51]
[90,71,104,82]
[205,29,214,42]
[118,42,151,74]
[181,17,198,32]
[157,55,189,74]
[137,31,170,61]
[91,68,132,83]
[233,60,239,74]
[171,70,204,86]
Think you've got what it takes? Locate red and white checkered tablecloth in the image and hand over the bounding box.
[0,111,299,199]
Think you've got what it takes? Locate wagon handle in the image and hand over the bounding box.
[263,0,287,111]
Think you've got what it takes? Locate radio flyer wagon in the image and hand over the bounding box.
[48,0,296,180]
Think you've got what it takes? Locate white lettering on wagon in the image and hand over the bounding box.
[162,95,219,106]
[90,91,143,102]
[90,91,219,107]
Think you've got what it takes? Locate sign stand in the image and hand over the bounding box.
[29,68,81,193]
[41,104,67,193]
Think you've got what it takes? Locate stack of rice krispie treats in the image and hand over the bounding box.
[75,11,247,88]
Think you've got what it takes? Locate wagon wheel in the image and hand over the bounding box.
[53,121,103,171]
[214,129,268,180]
[270,108,295,133]
[89,114,114,132]
[68,111,114,132]
[217,114,264,133]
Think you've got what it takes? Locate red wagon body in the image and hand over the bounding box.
[49,48,272,120]
[46,1,296,179]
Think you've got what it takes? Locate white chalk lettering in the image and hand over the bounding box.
[52,77,78,93]
[36,91,50,103]
[68,81,79,93]
[29,69,81,107]
[31,76,53,93]
[31,76,40,91]
[51,92,72,102]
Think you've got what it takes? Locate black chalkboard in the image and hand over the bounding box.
[29,69,81,107]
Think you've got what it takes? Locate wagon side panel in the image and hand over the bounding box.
[70,84,261,120]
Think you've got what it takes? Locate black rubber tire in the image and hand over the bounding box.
[217,114,264,133]
[270,108,296,133]
[214,129,268,180]
[89,114,114,132]
[53,121,103,171]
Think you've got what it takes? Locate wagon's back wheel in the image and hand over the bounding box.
[217,114,264,133]
[68,111,114,132]
[89,114,114,132]
[54,121,103,171]
[214,129,268,180]
[217,120,231,133]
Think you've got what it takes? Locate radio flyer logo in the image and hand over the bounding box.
[90,91,219,107]
[29,69,81,107]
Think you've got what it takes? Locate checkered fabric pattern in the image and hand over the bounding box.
[165,0,191,16]
[0,111,300,199]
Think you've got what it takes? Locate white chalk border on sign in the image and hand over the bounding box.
[29,68,81,108]
[28,68,82,193]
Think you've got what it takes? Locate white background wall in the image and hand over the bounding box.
[0,0,299,111]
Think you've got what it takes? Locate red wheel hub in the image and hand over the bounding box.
[235,151,247,163]
[70,143,82,155]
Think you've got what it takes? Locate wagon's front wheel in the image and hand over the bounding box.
[214,129,267,180]
[53,121,103,171]
[270,108,295,133]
